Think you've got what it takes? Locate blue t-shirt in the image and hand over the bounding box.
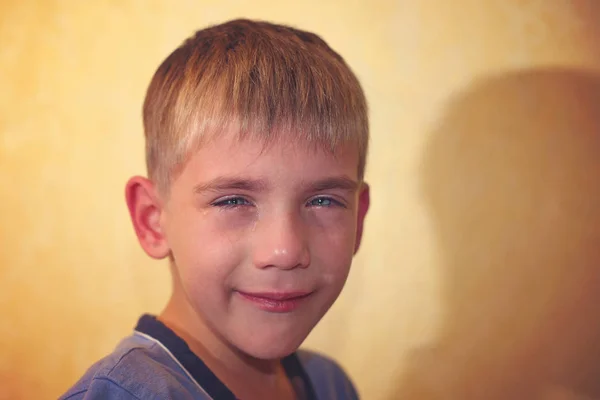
[60,315,359,399]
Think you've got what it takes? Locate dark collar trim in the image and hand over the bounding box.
[135,314,317,400]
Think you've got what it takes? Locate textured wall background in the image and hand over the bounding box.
[1,1,600,399]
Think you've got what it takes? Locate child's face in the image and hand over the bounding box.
[157,132,368,359]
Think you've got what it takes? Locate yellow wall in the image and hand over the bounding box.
[2,1,600,399]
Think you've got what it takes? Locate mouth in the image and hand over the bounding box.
[235,290,313,313]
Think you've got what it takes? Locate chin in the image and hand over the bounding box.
[234,332,307,360]
[244,343,301,360]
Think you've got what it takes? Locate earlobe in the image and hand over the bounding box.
[354,183,370,253]
[125,176,170,259]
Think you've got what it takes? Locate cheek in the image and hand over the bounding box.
[165,212,246,286]
[209,207,258,231]
[309,212,357,281]
[322,248,355,280]
[310,208,358,246]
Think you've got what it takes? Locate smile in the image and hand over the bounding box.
[235,290,313,313]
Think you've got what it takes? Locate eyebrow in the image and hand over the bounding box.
[307,176,360,192]
[193,175,359,195]
[193,177,269,194]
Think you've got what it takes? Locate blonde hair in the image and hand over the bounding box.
[142,19,369,192]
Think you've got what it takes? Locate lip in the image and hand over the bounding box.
[235,291,313,313]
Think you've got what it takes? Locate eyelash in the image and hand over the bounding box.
[211,196,345,209]
[212,197,252,209]
[307,196,345,208]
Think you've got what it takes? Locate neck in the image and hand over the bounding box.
[159,292,295,400]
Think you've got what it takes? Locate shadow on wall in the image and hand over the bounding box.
[393,68,600,400]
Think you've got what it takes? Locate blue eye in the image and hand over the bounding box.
[308,197,342,207]
[213,197,251,208]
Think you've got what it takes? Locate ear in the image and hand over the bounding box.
[354,182,370,253]
[125,176,170,259]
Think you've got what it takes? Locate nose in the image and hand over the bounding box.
[252,211,310,270]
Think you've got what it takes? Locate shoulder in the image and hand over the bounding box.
[60,333,209,400]
[297,349,360,400]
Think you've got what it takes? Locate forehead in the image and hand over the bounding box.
[178,130,360,184]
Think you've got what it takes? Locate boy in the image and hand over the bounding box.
[61,18,369,400]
